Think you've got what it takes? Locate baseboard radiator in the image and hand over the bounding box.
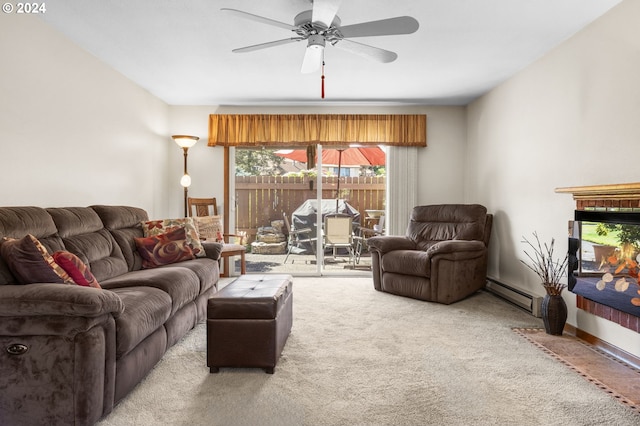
[485,277,542,318]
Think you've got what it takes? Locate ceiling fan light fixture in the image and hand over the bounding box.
[307,34,325,50]
[301,37,325,73]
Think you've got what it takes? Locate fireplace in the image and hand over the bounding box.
[569,210,640,319]
[557,182,640,332]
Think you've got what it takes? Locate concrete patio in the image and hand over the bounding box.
[225,250,373,276]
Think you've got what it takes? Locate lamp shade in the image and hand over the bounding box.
[172,135,199,149]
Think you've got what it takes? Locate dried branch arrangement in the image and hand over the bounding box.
[521,232,568,296]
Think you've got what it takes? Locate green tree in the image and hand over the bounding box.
[598,223,640,249]
[235,149,285,176]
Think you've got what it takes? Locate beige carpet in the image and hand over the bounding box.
[97,277,640,426]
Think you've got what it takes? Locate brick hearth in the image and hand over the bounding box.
[576,295,640,333]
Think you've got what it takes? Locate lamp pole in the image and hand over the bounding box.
[182,146,189,217]
[172,135,199,217]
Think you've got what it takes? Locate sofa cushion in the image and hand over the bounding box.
[141,217,205,257]
[0,235,74,284]
[168,257,219,295]
[46,207,128,283]
[134,227,196,268]
[0,207,62,245]
[407,204,487,250]
[53,251,101,288]
[382,249,431,277]
[107,286,171,357]
[0,207,66,285]
[100,266,201,316]
[91,205,148,272]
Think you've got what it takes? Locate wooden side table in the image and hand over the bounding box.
[220,243,246,277]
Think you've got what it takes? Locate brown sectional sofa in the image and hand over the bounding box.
[0,205,222,426]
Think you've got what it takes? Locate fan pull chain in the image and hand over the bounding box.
[321,56,325,99]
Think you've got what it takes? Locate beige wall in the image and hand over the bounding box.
[467,0,640,356]
[0,16,170,217]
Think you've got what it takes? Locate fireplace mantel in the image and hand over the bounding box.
[556,182,640,200]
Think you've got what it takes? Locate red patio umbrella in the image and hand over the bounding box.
[275,146,385,167]
[276,146,385,212]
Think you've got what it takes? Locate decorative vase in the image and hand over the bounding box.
[541,293,567,335]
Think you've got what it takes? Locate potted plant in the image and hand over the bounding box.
[521,232,569,335]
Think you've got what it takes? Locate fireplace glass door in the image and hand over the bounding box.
[569,211,640,316]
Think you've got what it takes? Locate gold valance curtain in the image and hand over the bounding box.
[208,114,426,147]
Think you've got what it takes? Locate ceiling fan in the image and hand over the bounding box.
[221,0,419,74]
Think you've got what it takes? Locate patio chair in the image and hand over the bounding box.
[323,213,355,265]
[354,215,385,264]
[283,212,316,264]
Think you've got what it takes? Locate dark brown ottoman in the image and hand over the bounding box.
[207,274,293,374]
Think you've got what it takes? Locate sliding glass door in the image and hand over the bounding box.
[231,145,386,276]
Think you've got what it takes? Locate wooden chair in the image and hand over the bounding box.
[188,197,218,218]
[187,197,246,277]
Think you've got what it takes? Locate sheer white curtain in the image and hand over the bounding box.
[386,146,418,235]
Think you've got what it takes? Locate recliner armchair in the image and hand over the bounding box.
[367,204,492,304]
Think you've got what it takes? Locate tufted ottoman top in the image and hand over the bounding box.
[207,274,293,320]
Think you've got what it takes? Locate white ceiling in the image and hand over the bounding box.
[38,0,622,106]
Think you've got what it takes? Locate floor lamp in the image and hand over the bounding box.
[172,135,199,217]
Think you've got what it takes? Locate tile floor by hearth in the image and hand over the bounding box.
[514,328,640,414]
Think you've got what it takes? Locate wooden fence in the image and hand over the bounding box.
[235,176,385,242]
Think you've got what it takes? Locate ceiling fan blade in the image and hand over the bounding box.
[301,46,323,74]
[232,38,301,53]
[311,0,342,28]
[338,16,419,38]
[301,46,324,73]
[221,8,296,31]
[334,39,398,63]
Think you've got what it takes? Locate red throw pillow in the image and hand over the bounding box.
[53,251,101,289]
[134,226,196,269]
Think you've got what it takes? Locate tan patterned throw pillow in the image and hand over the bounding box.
[192,215,223,242]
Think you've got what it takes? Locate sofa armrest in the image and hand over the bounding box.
[367,236,416,254]
[202,241,224,261]
[0,284,119,426]
[0,284,124,318]
[425,240,486,258]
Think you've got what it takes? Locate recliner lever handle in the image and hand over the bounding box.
[6,343,29,355]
